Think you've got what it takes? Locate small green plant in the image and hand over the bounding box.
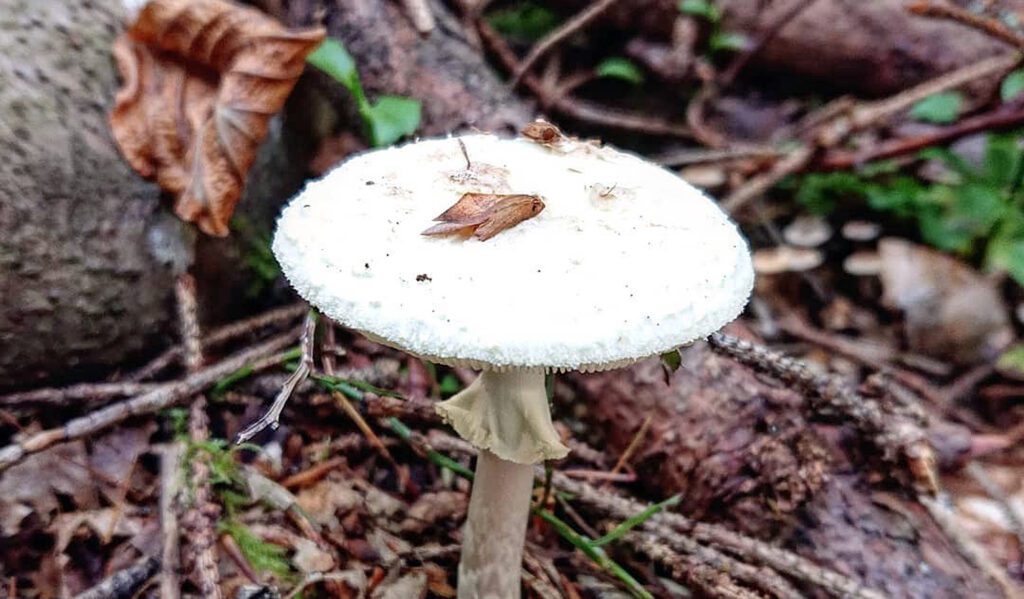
[488,2,561,42]
[678,0,749,54]
[306,38,421,147]
[1002,69,1024,102]
[179,434,296,581]
[910,92,965,124]
[595,57,645,85]
[232,215,281,299]
[794,132,1024,285]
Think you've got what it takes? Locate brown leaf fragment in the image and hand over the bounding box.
[521,119,566,146]
[110,0,325,236]
[421,193,545,241]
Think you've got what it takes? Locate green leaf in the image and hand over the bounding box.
[997,343,1024,378]
[983,133,1021,187]
[709,31,749,52]
[306,39,363,99]
[909,92,964,124]
[1001,69,1024,102]
[439,373,462,396]
[679,0,720,21]
[985,232,1024,286]
[488,2,560,41]
[595,57,645,85]
[362,96,422,147]
[660,350,682,373]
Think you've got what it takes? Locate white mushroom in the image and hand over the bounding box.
[783,214,832,248]
[273,133,753,598]
[752,245,824,274]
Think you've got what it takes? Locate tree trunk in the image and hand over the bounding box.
[0,0,531,388]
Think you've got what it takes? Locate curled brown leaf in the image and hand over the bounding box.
[422,193,545,241]
[110,0,325,236]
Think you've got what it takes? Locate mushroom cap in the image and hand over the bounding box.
[274,134,753,372]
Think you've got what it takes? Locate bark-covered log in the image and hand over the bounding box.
[0,0,181,386]
[0,0,531,387]
[568,0,1020,95]
[566,341,1001,598]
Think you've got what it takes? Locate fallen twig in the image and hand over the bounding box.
[908,2,1024,49]
[0,382,162,408]
[476,19,692,138]
[159,444,183,599]
[182,398,222,599]
[706,332,939,493]
[235,312,316,443]
[966,462,1024,556]
[128,303,306,382]
[73,556,160,599]
[0,330,299,472]
[818,103,1024,170]
[919,494,1024,599]
[510,0,623,87]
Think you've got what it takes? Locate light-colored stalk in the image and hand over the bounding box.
[459,449,534,598]
[437,370,568,598]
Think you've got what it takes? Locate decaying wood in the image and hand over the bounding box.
[558,0,1024,95]
[566,341,1002,598]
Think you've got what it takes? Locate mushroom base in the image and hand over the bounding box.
[458,449,534,599]
[436,370,569,464]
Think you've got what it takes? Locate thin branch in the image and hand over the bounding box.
[0,330,299,472]
[918,495,1024,599]
[235,312,317,443]
[0,382,162,408]
[510,0,624,86]
[128,303,306,382]
[706,332,939,493]
[818,104,1024,170]
[72,556,160,599]
[476,20,691,138]
[159,444,182,599]
[908,1,1024,48]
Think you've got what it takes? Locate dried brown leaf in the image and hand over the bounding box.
[110,0,325,236]
[521,119,566,146]
[422,193,545,241]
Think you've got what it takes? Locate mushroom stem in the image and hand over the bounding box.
[437,370,568,598]
[459,448,534,598]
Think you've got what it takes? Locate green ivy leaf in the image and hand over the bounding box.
[362,96,422,147]
[1001,69,1024,102]
[595,57,645,85]
[306,39,363,99]
[909,92,964,124]
[679,0,720,22]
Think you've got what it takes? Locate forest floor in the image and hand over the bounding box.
[2,1,1024,598]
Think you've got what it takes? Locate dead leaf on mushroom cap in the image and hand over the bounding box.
[421,193,545,241]
[110,0,325,236]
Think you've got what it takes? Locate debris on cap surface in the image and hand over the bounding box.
[274,134,753,371]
